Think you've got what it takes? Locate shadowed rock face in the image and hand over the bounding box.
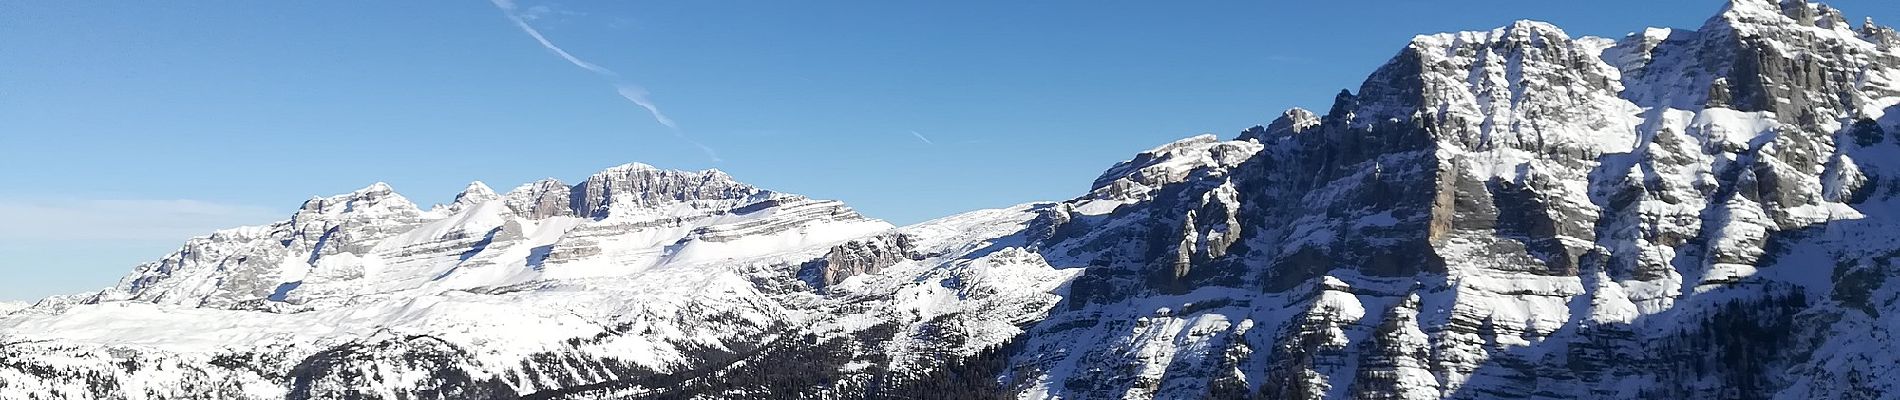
[6,1,1900,400]
[1007,1,1900,399]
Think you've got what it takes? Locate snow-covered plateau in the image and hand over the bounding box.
[5,0,1900,399]
[0,303,26,317]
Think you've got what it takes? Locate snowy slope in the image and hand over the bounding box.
[0,163,903,399]
[0,302,26,316]
[6,1,1900,399]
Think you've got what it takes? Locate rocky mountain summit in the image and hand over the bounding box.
[5,0,1900,399]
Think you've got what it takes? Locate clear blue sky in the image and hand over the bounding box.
[3,1,1895,301]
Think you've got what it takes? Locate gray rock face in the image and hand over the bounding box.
[570,163,763,219]
[97,182,429,308]
[802,232,920,290]
[1613,0,1900,119]
[503,178,574,219]
[1272,108,1321,133]
[1002,1,1900,399]
[0,159,890,399]
[1865,18,1900,48]
[443,181,499,213]
[76,162,803,312]
[7,1,1900,399]
[1240,108,1321,142]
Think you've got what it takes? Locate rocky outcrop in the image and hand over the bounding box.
[569,163,763,219]
[503,178,574,219]
[94,182,430,308]
[442,181,499,213]
[802,232,919,290]
[1003,1,1900,399]
[6,1,1900,399]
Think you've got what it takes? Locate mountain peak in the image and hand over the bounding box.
[1865,17,1900,47]
[573,162,763,218]
[457,181,496,199]
[14,2,1900,399]
[1722,0,1786,14]
[584,162,736,182]
[1088,134,1260,202]
[1405,19,1573,53]
[296,181,417,215]
[1502,19,1566,37]
[501,178,572,219]
[1237,108,1321,142]
[599,162,661,173]
[1709,0,1850,31]
[1269,108,1321,135]
[443,181,499,213]
[358,181,395,194]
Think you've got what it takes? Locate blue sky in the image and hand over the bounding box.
[3,1,1896,301]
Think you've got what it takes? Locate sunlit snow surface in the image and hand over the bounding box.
[7,0,1900,399]
[0,162,1082,398]
[0,164,935,397]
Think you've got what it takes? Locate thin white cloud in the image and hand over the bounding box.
[687,142,724,162]
[502,16,617,77]
[909,130,936,145]
[615,84,676,129]
[489,0,718,161]
[0,199,281,241]
[521,4,582,21]
[618,84,720,161]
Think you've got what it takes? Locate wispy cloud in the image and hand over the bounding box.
[909,130,936,146]
[520,4,583,21]
[617,85,721,161]
[0,199,281,241]
[501,14,615,77]
[615,85,675,129]
[489,0,718,161]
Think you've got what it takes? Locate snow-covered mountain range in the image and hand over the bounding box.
[5,0,1900,398]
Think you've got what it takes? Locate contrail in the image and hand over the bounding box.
[488,0,713,161]
[490,0,609,74]
[502,15,616,77]
[909,130,936,146]
[616,85,676,129]
[620,84,720,161]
